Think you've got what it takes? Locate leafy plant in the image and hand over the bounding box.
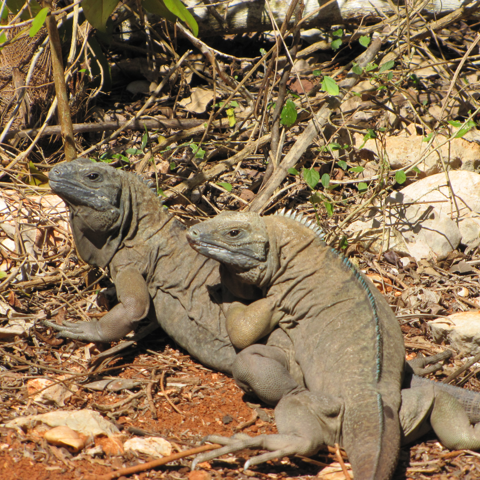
[395,170,407,184]
[190,143,205,159]
[331,29,343,51]
[280,99,298,127]
[321,76,339,96]
[302,168,320,190]
[359,36,370,48]
[217,182,233,192]
[448,119,477,138]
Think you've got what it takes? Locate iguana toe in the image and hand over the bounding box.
[43,319,105,342]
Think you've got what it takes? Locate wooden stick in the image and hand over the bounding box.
[97,443,221,480]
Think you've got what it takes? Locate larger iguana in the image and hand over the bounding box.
[187,209,480,479]
[44,157,241,373]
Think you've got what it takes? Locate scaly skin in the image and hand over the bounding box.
[187,210,480,478]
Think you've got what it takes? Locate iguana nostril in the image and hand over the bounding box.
[190,229,199,237]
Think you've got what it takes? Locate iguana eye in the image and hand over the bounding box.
[227,230,240,238]
[87,173,99,180]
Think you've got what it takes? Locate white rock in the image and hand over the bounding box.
[428,311,480,355]
[124,437,172,458]
[348,191,461,261]
[348,171,480,259]
[400,170,480,217]
[5,409,120,438]
[355,135,480,175]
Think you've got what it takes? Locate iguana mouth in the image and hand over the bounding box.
[186,236,259,267]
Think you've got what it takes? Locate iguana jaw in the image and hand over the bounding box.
[186,235,262,269]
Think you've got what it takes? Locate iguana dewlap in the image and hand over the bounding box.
[187,209,480,479]
[44,157,239,373]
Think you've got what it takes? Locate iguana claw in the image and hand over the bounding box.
[43,319,105,342]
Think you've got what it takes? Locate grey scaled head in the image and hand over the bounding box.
[187,211,269,269]
[49,157,123,212]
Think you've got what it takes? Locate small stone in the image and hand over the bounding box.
[188,469,211,480]
[222,415,233,425]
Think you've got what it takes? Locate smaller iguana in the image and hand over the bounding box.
[187,209,480,479]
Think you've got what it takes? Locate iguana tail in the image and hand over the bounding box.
[343,391,400,480]
[410,374,480,423]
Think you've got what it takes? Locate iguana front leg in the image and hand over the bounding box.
[192,389,342,470]
[44,266,151,342]
[226,297,281,350]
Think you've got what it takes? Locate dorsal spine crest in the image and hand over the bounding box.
[333,248,382,382]
[274,208,325,240]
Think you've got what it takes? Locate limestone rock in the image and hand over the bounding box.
[428,312,480,355]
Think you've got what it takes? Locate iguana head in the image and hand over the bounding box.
[49,157,123,226]
[187,211,270,285]
[49,158,138,268]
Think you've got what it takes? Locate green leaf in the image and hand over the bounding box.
[313,70,322,77]
[324,201,333,217]
[365,62,377,72]
[288,168,299,175]
[230,101,239,108]
[280,99,297,127]
[321,76,339,96]
[337,160,348,170]
[0,271,6,279]
[310,193,321,204]
[448,121,463,128]
[6,0,42,18]
[29,7,48,37]
[352,63,363,75]
[218,182,232,192]
[259,48,267,55]
[302,168,320,190]
[157,189,166,197]
[321,173,330,188]
[423,132,433,142]
[191,144,205,159]
[358,182,368,192]
[0,33,7,47]
[339,236,348,249]
[125,148,143,155]
[395,170,407,184]
[452,119,476,139]
[332,29,343,37]
[359,36,370,48]
[349,166,364,173]
[141,131,149,151]
[379,60,395,74]
[331,38,342,51]
[162,0,198,36]
[82,0,119,32]
[226,108,236,127]
[170,162,176,170]
[412,166,421,174]
[365,129,377,140]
